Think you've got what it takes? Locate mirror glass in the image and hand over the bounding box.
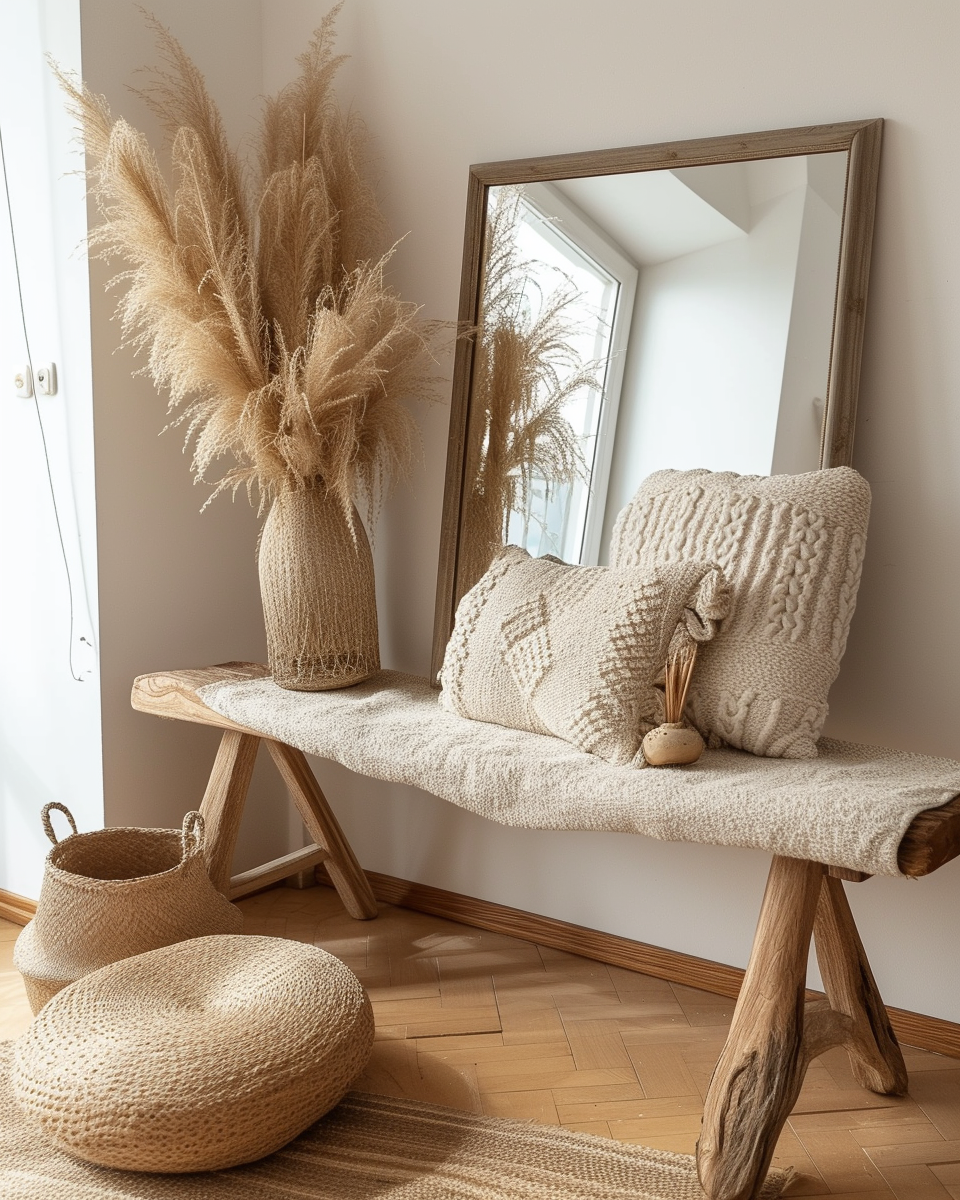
[460,152,846,595]
[433,122,882,676]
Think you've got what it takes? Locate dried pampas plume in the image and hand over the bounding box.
[459,186,601,593]
[55,4,436,524]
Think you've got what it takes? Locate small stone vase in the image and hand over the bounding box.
[258,482,380,691]
[641,722,705,767]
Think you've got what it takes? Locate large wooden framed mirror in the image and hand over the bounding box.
[431,120,883,679]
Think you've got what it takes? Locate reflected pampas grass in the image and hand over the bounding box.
[459,186,601,594]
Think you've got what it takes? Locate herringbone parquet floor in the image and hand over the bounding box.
[4,885,960,1198]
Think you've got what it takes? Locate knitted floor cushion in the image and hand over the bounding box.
[12,935,374,1173]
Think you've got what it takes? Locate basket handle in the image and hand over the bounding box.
[41,803,78,846]
[181,811,206,860]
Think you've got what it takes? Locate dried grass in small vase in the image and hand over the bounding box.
[56,5,437,690]
[641,644,706,766]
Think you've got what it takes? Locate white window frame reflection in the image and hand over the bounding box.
[508,182,637,566]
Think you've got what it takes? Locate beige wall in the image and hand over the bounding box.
[80,0,297,870]
[266,0,960,1023]
[79,0,960,1022]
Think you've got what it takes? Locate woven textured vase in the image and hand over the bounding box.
[14,804,242,1014]
[259,482,380,691]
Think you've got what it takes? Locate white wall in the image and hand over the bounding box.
[29,0,958,1025]
[0,0,102,897]
[600,185,806,554]
[771,180,843,475]
[260,0,960,1024]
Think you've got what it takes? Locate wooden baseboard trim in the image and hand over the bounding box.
[886,1007,960,1058]
[0,888,36,926]
[321,867,960,1060]
[8,869,959,1060]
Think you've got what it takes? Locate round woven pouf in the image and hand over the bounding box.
[12,934,374,1173]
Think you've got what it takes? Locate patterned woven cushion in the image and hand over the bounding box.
[610,467,871,760]
[438,546,728,766]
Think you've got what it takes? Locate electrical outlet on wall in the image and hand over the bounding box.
[36,362,57,395]
[13,365,33,397]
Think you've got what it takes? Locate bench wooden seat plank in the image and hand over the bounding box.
[132,662,960,880]
[130,662,960,1200]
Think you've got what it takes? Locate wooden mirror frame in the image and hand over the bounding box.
[431,119,883,680]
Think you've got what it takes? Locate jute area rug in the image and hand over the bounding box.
[1,1045,790,1199]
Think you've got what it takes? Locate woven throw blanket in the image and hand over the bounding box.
[198,671,960,878]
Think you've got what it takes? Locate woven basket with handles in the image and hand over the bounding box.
[14,803,243,1014]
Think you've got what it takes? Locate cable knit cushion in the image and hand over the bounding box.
[610,467,871,759]
[438,545,729,766]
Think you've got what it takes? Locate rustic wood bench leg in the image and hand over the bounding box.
[195,730,377,922]
[697,857,824,1200]
[814,874,908,1095]
[697,858,908,1200]
[265,741,379,920]
[198,730,261,894]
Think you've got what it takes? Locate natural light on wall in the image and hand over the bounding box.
[0,0,102,899]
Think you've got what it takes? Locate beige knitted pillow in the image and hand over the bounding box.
[610,466,871,760]
[438,546,729,766]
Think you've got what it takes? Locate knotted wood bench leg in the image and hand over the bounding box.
[697,858,907,1200]
[697,856,823,1200]
[196,730,378,920]
[814,874,908,1094]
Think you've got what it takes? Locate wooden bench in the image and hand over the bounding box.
[132,661,960,1200]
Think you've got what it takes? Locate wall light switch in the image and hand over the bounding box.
[36,362,57,396]
[14,365,33,397]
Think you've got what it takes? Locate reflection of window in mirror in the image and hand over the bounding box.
[593,152,848,560]
[462,152,848,593]
[503,183,637,565]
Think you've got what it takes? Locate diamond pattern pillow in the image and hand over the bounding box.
[438,546,729,766]
[609,467,871,759]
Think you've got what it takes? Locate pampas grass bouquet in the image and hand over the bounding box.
[59,4,434,690]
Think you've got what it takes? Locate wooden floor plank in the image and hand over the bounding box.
[877,1163,955,1198]
[555,1094,702,1124]
[626,1040,702,1099]
[481,1088,560,1124]
[866,1141,960,1168]
[563,1024,635,1072]
[421,1039,569,1066]
[853,1122,948,1148]
[792,1127,891,1193]
[4,886,960,1195]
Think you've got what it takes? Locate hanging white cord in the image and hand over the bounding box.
[0,119,93,683]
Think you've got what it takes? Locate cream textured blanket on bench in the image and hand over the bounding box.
[198,670,960,879]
